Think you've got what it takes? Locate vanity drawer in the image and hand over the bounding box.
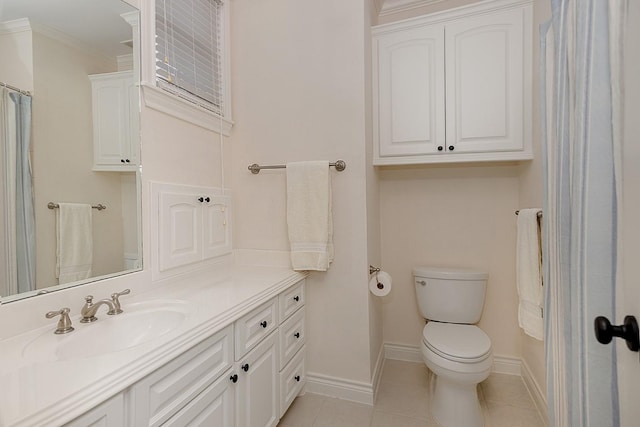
[279,307,305,369]
[129,325,233,427]
[279,280,305,321]
[279,346,306,418]
[235,297,278,360]
[161,367,235,427]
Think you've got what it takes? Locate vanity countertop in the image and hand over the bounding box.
[0,263,306,427]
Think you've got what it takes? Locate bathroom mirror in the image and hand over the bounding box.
[0,0,142,303]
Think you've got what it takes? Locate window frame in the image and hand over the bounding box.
[140,0,232,135]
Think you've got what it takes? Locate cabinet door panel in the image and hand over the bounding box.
[445,8,525,152]
[376,25,445,157]
[202,195,232,260]
[159,192,202,271]
[280,347,306,418]
[64,393,124,427]
[236,332,279,427]
[279,307,305,369]
[235,298,278,360]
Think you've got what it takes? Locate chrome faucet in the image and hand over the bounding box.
[80,295,116,323]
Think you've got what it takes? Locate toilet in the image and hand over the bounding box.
[414,266,493,427]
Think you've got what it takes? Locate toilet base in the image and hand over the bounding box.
[431,375,483,427]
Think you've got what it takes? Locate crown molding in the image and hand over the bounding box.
[378,0,449,16]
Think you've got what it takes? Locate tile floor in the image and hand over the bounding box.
[278,359,546,427]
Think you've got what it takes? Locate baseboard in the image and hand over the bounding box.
[305,372,375,405]
[384,343,522,375]
[521,360,548,426]
[371,343,385,402]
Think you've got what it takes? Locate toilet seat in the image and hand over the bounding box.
[422,322,491,363]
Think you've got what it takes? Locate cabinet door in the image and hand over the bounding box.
[64,393,124,427]
[161,368,235,427]
[445,7,528,153]
[236,332,279,427]
[158,191,202,271]
[375,24,445,158]
[91,73,136,170]
[202,195,232,260]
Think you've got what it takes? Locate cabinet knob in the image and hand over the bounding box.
[198,197,204,203]
[293,296,300,302]
[294,332,300,339]
[295,375,301,382]
[448,145,455,151]
[120,159,125,163]
[230,374,238,383]
[204,197,210,203]
[125,159,130,163]
[242,363,250,372]
[260,320,268,328]
[437,146,443,151]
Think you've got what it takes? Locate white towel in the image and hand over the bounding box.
[286,161,334,271]
[56,203,93,284]
[516,208,543,340]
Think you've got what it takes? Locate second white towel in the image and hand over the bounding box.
[286,161,334,271]
[56,203,93,284]
[516,208,543,340]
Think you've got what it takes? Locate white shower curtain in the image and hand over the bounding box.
[0,88,35,295]
[541,1,626,426]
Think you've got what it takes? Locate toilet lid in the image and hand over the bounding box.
[422,323,492,363]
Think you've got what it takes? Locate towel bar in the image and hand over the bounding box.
[248,160,346,174]
[515,210,542,218]
[48,202,107,211]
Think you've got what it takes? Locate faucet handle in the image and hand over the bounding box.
[84,295,94,304]
[109,289,131,315]
[45,308,74,334]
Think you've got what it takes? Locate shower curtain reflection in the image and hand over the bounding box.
[1,87,35,296]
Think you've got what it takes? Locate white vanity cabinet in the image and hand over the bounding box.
[372,0,532,165]
[90,71,139,171]
[62,279,306,427]
[155,184,232,274]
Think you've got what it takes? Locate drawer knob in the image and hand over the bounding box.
[448,145,455,151]
[260,320,268,328]
[204,196,210,203]
[294,332,300,339]
[230,374,238,383]
[437,146,443,151]
[242,363,250,372]
[293,295,300,302]
[295,375,301,382]
[198,197,204,203]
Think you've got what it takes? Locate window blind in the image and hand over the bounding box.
[156,0,224,114]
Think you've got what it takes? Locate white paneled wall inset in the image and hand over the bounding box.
[151,183,232,280]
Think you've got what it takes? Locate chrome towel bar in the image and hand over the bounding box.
[48,202,107,211]
[248,160,346,174]
[515,210,542,218]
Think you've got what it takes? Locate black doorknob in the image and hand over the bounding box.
[594,315,640,352]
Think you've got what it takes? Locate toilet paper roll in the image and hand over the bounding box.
[369,270,392,297]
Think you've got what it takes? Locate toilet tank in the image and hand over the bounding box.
[413,266,488,324]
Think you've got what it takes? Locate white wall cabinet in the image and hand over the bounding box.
[372,0,532,165]
[155,184,232,274]
[90,71,140,171]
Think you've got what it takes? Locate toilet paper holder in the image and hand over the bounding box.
[369,265,384,290]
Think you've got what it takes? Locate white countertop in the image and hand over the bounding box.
[0,263,306,427]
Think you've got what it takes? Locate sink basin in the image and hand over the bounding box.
[23,300,192,361]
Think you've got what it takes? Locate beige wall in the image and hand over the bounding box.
[517,0,551,398]
[31,32,125,288]
[229,0,380,385]
[379,164,522,357]
[0,24,33,92]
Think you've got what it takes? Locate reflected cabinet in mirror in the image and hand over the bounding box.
[0,0,142,303]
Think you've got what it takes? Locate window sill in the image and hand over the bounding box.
[141,84,233,136]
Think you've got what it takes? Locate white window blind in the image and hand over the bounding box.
[156,0,224,114]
